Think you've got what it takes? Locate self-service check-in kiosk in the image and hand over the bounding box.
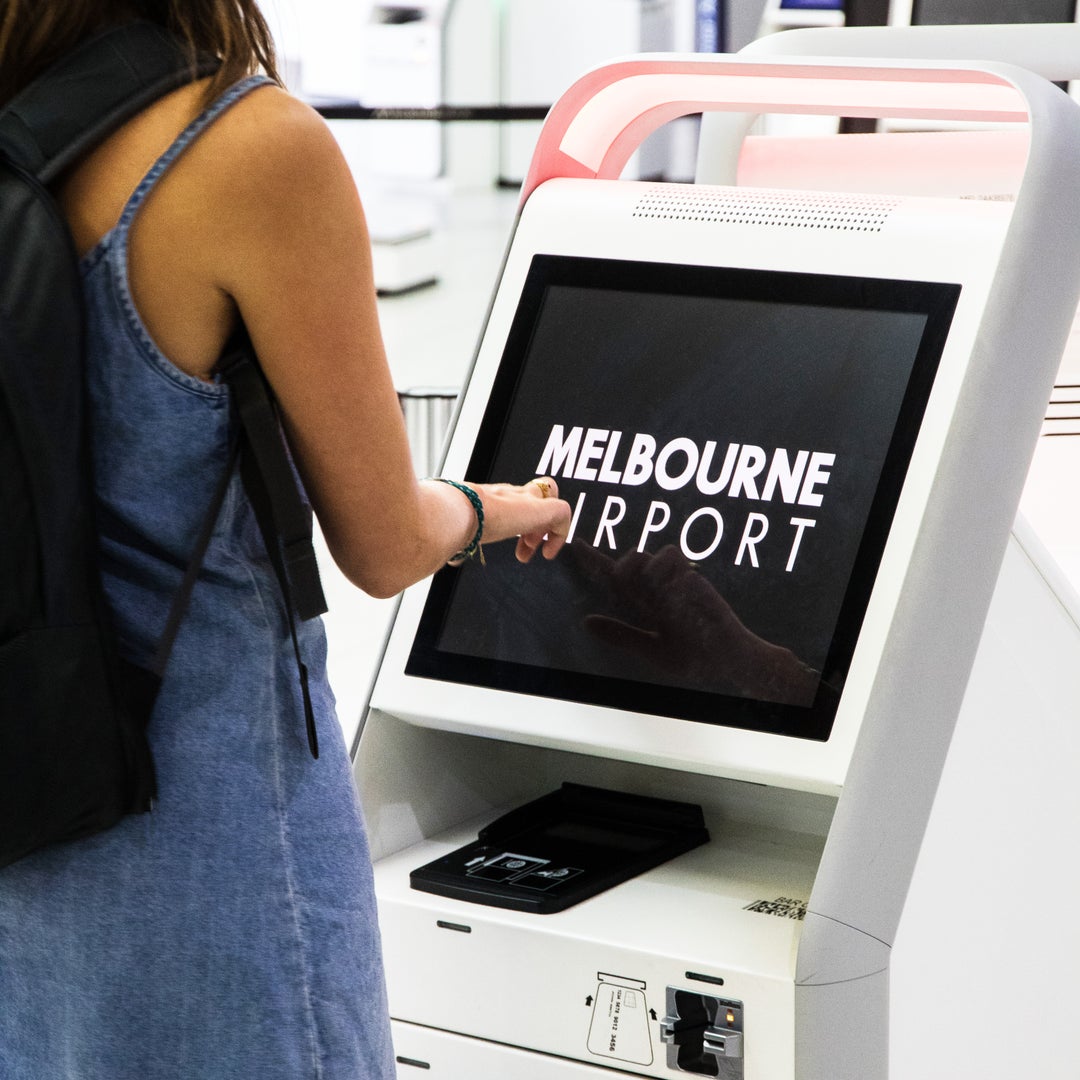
[354,47,1080,1080]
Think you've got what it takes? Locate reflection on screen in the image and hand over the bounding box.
[408,256,959,742]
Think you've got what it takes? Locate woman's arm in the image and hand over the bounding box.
[203,88,569,596]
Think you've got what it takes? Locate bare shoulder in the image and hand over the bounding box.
[210,83,337,158]
[189,82,367,290]
[198,83,356,213]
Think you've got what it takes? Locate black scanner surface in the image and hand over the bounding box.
[410,783,710,914]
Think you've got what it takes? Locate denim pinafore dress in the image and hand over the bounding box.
[0,78,395,1080]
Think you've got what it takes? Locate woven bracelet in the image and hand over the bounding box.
[429,477,485,565]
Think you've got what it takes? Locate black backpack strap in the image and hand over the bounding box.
[218,334,328,760]
[218,339,329,623]
[0,21,219,183]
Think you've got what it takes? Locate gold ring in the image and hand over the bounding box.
[531,479,552,499]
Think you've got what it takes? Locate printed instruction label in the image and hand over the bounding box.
[586,978,653,1066]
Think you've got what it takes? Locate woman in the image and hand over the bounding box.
[0,3,570,1078]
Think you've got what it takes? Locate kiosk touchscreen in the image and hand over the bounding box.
[407,255,958,743]
[372,176,1015,796]
[357,55,1080,1080]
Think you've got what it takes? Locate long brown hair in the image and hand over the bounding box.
[0,0,281,107]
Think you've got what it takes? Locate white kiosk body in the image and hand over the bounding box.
[356,53,1080,1079]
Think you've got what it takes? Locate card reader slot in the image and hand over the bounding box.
[661,988,744,1077]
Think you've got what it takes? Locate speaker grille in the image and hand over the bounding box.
[632,187,900,232]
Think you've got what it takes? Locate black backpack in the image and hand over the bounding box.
[0,22,327,870]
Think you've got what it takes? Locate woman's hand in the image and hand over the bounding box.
[467,476,572,564]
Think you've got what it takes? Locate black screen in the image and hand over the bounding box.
[910,0,1074,24]
[407,256,959,742]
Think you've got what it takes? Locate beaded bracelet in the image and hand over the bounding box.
[429,477,485,565]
